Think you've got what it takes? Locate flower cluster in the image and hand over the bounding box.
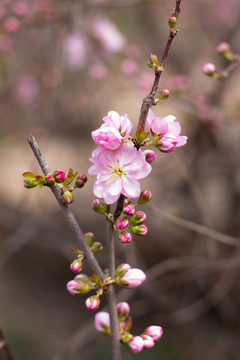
[88,111,152,205]
[22,169,88,205]
[94,302,163,354]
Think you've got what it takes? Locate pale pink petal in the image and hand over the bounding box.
[122,175,140,198]
[176,135,188,147]
[167,121,181,136]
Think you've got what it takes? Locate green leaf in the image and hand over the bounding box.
[22,172,37,180]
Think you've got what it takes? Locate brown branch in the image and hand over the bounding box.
[28,134,104,280]
[137,0,182,132]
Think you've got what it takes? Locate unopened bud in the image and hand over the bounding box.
[159,88,170,100]
[141,335,155,348]
[129,224,148,236]
[66,274,95,295]
[54,170,65,183]
[86,295,100,311]
[123,204,135,216]
[116,217,129,230]
[61,191,74,204]
[203,62,216,76]
[118,231,132,244]
[84,232,94,246]
[144,150,156,163]
[130,211,147,225]
[115,263,131,277]
[92,199,107,214]
[70,258,82,273]
[117,302,130,321]
[144,325,163,341]
[24,179,38,189]
[90,242,103,253]
[45,173,55,186]
[75,179,85,188]
[217,42,233,61]
[116,268,146,289]
[129,336,144,354]
[78,173,88,183]
[137,190,152,204]
[168,16,177,28]
[94,311,111,335]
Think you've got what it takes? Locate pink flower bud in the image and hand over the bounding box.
[157,133,178,152]
[159,88,170,100]
[144,325,163,341]
[116,217,129,230]
[94,311,111,334]
[137,190,152,204]
[202,62,216,76]
[75,179,85,188]
[117,268,146,289]
[61,191,74,204]
[141,334,155,348]
[70,258,82,273]
[217,42,230,53]
[123,204,135,216]
[129,336,144,353]
[117,302,130,320]
[66,280,79,295]
[130,211,147,225]
[144,150,157,163]
[118,231,132,243]
[129,224,148,236]
[115,263,131,277]
[86,295,100,311]
[92,199,107,214]
[54,170,65,183]
[45,173,55,186]
[84,232,94,246]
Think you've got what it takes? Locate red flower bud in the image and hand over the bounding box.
[54,170,65,183]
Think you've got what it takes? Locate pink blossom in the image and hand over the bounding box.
[147,109,187,152]
[144,325,163,341]
[129,336,144,353]
[92,16,126,53]
[116,217,129,230]
[88,142,151,204]
[89,63,106,80]
[94,311,110,333]
[202,62,216,76]
[92,126,122,150]
[120,268,146,288]
[103,111,133,138]
[117,302,130,319]
[12,1,29,16]
[15,75,39,106]
[141,335,155,348]
[70,259,82,273]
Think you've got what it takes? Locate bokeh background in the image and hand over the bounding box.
[1,0,240,359]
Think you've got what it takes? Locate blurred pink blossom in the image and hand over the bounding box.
[0,5,6,19]
[3,17,19,32]
[92,16,126,53]
[12,1,29,16]
[121,59,138,76]
[89,63,106,80]
[15,75,39,106]
[63,33,87,70]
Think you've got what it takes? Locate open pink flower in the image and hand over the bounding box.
[146,109,187,152]
[103,111,133,137]
[88,142,151,204]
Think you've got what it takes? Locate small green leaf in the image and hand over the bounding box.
[22,172,37,180]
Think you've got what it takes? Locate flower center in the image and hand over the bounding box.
[111,163,125,178]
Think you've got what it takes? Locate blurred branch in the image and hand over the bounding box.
[0,328,14,360]
[150,205,240,247]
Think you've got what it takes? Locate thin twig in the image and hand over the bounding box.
[137,0,182,132]
[28,134,104,280]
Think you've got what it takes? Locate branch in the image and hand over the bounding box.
[28,135,105,281]
[137,0,182,132]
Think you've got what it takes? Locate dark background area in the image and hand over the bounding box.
[0,0,240,359]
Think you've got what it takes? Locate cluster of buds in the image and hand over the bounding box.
[148,53,163,73]
[115,190,152,243]
[95,302,163,354]
[203,42,239,80]
[168,15,179,37]
[23,168,88,205]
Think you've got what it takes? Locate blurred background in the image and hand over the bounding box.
[1,0,240,359]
